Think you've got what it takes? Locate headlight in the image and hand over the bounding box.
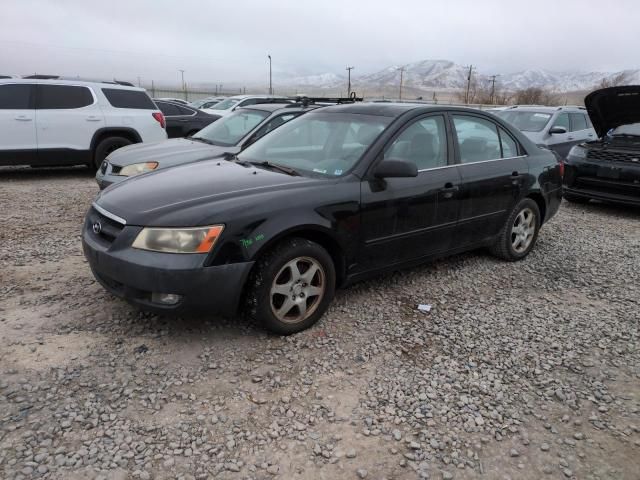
[132,225,224,253]
[119,162,159,177]
[568,145,587,159]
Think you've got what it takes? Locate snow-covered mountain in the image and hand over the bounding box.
[279,60,640,93]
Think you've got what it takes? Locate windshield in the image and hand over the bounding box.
[192,109,270,146]
[209,98,242,110]
[496,111,552,132]
[610,122,640,137]
[239,112,391,177]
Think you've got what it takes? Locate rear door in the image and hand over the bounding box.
[450,113,527,248]
[0,83,37,164]
[359,114,461,270]
[35,84,105,162]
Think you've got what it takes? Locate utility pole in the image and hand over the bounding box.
[346,66,354,97]
[398,66,406,100]
[137,76,141,87]
[267,55,272,95]
[179,69,185,92]
[489,74,500,105]
[465,65,474,104]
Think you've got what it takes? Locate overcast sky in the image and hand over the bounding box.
[2,0,638,87]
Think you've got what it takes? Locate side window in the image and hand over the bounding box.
[239,99,258,107]
[156,102,181,116]
[570,113,588,132]
[102,89,156,109]
[177,105,196,115]
[252,113,299,139]
[453,115,501,163]
[385,116,447,170]
[499,127,519,158]
[552,113,570,130]
[0,84,33,109]
[37,85,93,109]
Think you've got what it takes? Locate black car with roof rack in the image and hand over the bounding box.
[84,102,562,335]
[95,97,356,189]
[563,86,640,206]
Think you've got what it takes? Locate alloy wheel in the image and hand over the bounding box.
[270,256,325,324]
[511,207,536,253]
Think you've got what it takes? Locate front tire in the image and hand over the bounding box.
[490,198,541,261]
[246,238,336,335]
[92,136,132,170]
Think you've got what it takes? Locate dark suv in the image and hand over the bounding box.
[83,103,562,334]
[564,86,640,206]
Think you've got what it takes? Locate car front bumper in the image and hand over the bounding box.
[82,213,254,317]
[563,185,640,206]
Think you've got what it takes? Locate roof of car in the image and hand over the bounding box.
[502,105,587,113]
[0,77,144,90]
[318,102,494,117]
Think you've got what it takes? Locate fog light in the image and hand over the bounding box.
[151,293,182,305]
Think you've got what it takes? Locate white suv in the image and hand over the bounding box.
[0,78,167,169]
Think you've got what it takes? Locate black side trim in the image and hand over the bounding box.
[0,149,92,167]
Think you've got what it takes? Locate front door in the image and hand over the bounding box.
[450,113,528,248]
[546,112,574,158]
[0,83,37,165]
[359,114,461,271]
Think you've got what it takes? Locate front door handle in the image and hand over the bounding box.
[439,183,459,199]
[86,116,102,122]
[14,115,32,121]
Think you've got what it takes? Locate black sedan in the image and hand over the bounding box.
[564,86,640,206]
[83,103,562,334]
[154,100,220,139]
[96,103,317,189]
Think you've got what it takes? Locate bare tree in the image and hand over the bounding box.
[512,87,559,106]
[597,71,630,89]
[457,77,510,105]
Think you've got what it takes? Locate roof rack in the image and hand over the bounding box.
[290,94,363,107]
[557,105,586,110]
[21,75,135,87]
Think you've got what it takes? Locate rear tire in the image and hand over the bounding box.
[490,198,541,261]
[92,136,132,170]
[246,238,336,335]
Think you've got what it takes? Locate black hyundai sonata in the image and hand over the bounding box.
[83,103,562,334]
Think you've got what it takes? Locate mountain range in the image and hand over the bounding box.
[278,59,640,94]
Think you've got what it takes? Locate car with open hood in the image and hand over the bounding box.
[564,86,640,206]
[95,103,317,189]
[83,103,562,335]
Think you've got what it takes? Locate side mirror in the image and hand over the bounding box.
[549,126,567,135]
[374,159,418,178]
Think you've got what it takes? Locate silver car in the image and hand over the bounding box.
[495,106,596,158]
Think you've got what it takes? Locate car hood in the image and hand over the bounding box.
[107,138,238,168]
[96,159,321,226]
[585,86,640,138]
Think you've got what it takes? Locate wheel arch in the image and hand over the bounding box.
[526,191,547,224]
[90,128,142,156]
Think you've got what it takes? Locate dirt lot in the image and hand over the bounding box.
[0,166,639,480]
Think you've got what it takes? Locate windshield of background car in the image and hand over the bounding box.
[496,111,552,132]
[209,98,241,110]
[238,112,391,177]
[611,122,640,137]
[193,109,270,146]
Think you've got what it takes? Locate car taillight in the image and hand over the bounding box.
[152,112,165,129]
[559,160,565,178]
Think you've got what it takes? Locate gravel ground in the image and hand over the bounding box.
[0,166,639,480]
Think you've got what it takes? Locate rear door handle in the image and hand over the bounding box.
[511,171,524,185]
[14,115,32,121]
[86,116,102,122]
[440,183,459,198]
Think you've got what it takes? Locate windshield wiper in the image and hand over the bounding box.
[250,161,300,176]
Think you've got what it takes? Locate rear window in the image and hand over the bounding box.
[102,88,156,109]
[0,84,32,109]
[37,84,93,109]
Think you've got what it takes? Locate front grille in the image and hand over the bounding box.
[87,206,125,245]
[587,148,640,163]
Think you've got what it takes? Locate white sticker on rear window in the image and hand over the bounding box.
[313,168,327,174]
[334,169,343,175]
[533,113,549,118]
